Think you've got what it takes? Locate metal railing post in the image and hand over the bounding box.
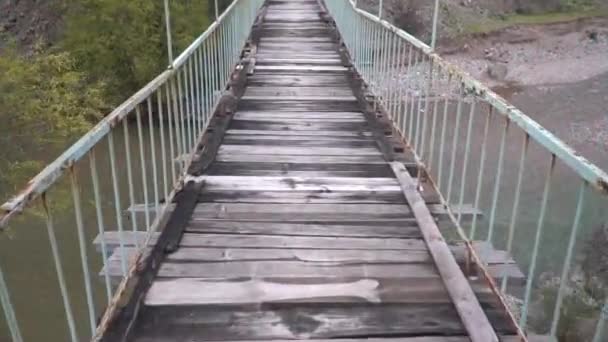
[431,0,440,49]
[163,0,174,65]
[593,301,608,342]
[378,0,383,19]
[0,265,22,342]
[215,0,220,20]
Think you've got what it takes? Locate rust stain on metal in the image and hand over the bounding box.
[597,179,608,194]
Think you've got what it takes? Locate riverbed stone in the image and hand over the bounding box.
[487,62,508,81]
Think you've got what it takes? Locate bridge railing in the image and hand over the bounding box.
[327,0,608,340]
[0,1,263,341]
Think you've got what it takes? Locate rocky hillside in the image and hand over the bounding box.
[356,0,606,43]
[0,0,63,53]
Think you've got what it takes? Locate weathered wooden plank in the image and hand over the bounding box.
[244,87,355,97]
[171,248,430,263]
[206,162,391,172]
[218,145,381,156]
[204,168,385,178]
[259,30,329,35]
[259,29,331,38]
[256,49,339,55]
[125,202,480,222]
[186,220,417,237]
[150,260,439,279]
[104,245,511,267]
[144,278,497,306]
[100,244,523,280]
[194,203,412,218]
[229,115,365,125]
[184,176,402,192]
[125,203,479,222]
[391,162,500,342]
[133,338,523,342]
[260,41,338,47]
[260,37,333,43]
[261,23,327,28]
[264,16,323,23]
[226,129,373,137]
[131,304,514,340]
[197,190,406,204]
[104,246,434,268]
[247,74,349,86]
[241,95,357,102]
[225,134,372,142]
[244,86,354,99]
[184,233,421,249]
[256,58,342,65]
[221,139,377,148]
[145,279,386,305]
[191,203,410,217]
[233,111,365,121]
[256,51,339,57]
[259,41,337,47]
[255,65,346,73]
[98,232,428,250]
[216,153,387,164]
[264,13,322,17]
[254,54,341,62]
[230,119,370,131]
[237,100,362,112]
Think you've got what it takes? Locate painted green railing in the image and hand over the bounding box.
[0,0,263,341]
[326,0,608,341]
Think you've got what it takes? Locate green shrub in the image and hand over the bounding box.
[0,45,106,187]
[60,0,212,105]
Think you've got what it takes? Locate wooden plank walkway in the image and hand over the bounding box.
[101,1,520,341]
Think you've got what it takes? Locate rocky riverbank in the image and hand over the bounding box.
[443,17,608,88]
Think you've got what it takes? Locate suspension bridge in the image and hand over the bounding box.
[1,0,607,342]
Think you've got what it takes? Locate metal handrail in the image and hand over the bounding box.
[348,1,608,193]
[326,0,608,340]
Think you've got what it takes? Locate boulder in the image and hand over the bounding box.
[487,62,508,81]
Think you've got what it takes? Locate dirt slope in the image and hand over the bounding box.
[0,0,62,53]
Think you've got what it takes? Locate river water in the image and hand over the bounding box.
[0,121,168,341]
[0,71,607,341]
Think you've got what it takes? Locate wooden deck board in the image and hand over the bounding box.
[131,304,514,341]
[148,260,439,279]
[391,162,500,342]
[144,278,498,306]
[197,190,407,203]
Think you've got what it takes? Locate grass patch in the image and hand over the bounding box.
[463,8,608,35]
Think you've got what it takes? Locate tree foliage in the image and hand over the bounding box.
[0,0,217,192]
[0,45,106,189]
[61,0,212,105]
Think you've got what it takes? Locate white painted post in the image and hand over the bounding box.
[215,0,220,19]
[163,0,174,65]
[378,0,383,19]
[431,0,440,49]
